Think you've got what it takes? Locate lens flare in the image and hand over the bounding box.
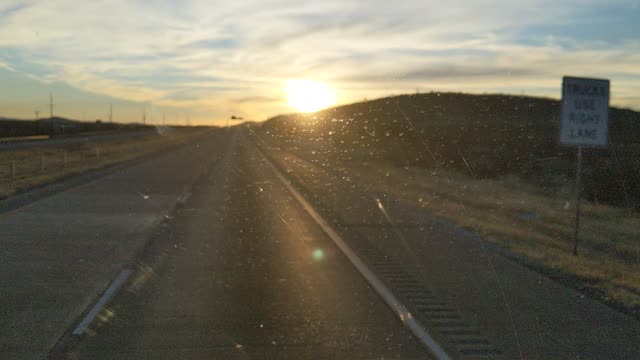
[312,248,325,261]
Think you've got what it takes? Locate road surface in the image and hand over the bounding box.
[49,128,429,359]
[0,130,225,358]
[1,126,639,359]
[2,128,428,359]
[253,130,640,359]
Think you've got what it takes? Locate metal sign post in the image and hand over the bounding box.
[560,76,609,256]
[572,146,582,255]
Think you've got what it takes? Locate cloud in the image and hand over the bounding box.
[231,95,281,104]
[0,60,11,71]
[0,0,638,123]
[0,2,30,20]
[344,66,540,83]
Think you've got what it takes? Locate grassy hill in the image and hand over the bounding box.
[260,92,640,209]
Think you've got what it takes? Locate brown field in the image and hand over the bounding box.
[0,128,211,199]
[349,159,640,314]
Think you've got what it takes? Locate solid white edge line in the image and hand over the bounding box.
[261,150,451,360]
[72,269,133,336]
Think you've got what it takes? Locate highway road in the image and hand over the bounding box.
[2,128,429,359]
[47,128,429,359]
[1,126,639,359]
[253,131,640,359]
[0,129,225,358]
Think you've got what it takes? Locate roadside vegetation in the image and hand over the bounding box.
[355,161,640,317]
[0,127,211,199]
[0,116,147,137]
[258,92,640,318]
[263,92,640,210]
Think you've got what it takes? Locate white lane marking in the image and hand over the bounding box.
[72,269,133,336]
[260,150,451,360]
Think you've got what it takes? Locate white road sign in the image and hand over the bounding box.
[560,76,609,147]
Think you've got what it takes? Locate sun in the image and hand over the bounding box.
[286,80,336,113]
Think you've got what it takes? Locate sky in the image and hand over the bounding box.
[0,0,639,125]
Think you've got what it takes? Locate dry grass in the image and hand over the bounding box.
[256,131,640,315]
[350,161,640,310]
[0,128,211,198]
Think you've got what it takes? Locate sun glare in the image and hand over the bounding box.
[286,80,336,113]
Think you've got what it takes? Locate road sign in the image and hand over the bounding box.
[560,76,610,147]
[559,76,610,256]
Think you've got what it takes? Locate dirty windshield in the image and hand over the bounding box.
[1,1,639,359]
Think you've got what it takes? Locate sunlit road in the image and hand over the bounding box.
[3,125,638,359]
[51,128,429,359]
[1,130,224,358]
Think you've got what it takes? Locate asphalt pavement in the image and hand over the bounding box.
[2,126,638,359]
[253,131,640,359]
[0,130,227,358]
[51,128,429,359]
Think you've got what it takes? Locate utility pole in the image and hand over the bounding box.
[49,93,54,119]
[49,93,54,134]
[143,110,146,126]
[35,110,40,121]
[162,112,165,126]
[109,103,113,123]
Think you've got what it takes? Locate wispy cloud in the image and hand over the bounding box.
[0,0,638,123]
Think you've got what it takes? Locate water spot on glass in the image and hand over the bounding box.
[312,248,325,261]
